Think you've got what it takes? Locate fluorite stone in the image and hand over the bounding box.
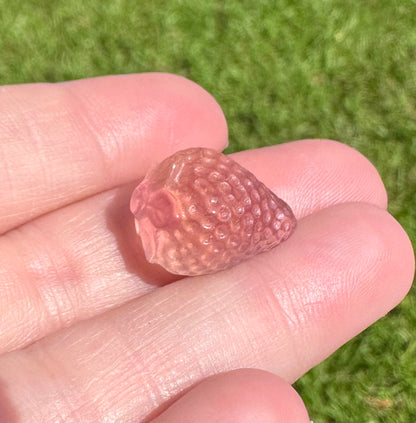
[130,148,296,276]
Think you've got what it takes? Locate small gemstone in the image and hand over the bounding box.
[130,147,296,276]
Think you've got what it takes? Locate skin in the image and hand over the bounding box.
[0,73,414,422]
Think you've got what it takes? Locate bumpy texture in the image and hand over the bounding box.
[130,148,296,276]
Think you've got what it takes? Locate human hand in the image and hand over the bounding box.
[0,73,414,422]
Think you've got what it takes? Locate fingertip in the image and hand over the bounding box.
[233,139,388,218]
[291,203,414,316]
[68,72,229,173]
[146,73,229,150]
[310,138,388,210]
[377,209,415,303]
[151,369,310,423]
[319,138,388,207]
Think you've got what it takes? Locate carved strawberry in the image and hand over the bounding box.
[130,148,296,276]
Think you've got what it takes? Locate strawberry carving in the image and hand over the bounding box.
[130,148,296,276]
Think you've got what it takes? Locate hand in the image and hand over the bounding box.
[0,73,413,422]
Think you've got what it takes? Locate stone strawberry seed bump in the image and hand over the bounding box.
[130,148,297,276]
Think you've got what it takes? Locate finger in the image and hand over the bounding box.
[0,73,228,233]
[0,203,413,421]
[0,140,388,354]
[233,138,388,216]
[151,369,309,423]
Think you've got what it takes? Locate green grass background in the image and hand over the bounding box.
[1,0,415,420]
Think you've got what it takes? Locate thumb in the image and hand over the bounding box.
[151,368,310,423]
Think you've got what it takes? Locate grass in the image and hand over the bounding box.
[1,0,415,420]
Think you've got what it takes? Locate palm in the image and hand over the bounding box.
[0,73,413,422]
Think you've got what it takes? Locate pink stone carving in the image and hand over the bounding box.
[130,148,296,276]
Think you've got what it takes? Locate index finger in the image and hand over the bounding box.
[0,73,228,233]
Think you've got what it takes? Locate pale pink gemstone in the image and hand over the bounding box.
[130,148,296,276]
